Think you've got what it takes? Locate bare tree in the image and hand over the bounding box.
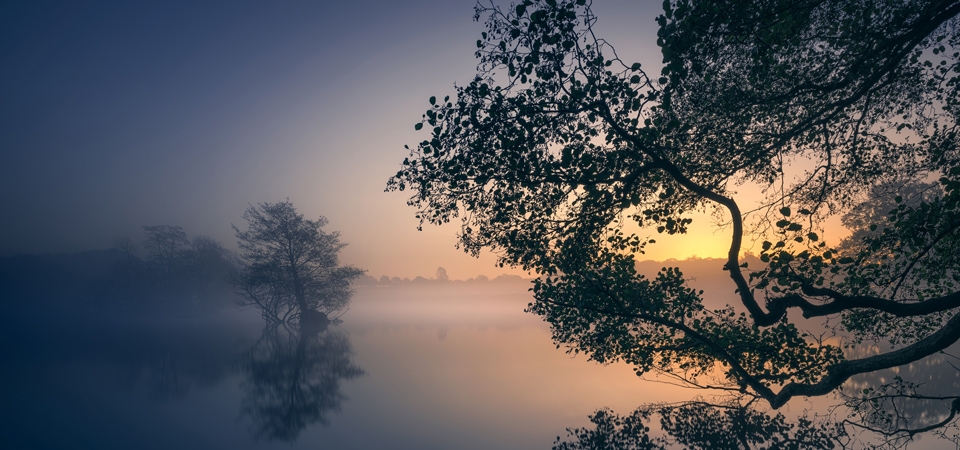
[142,225,189,287]
[234,201,363,324]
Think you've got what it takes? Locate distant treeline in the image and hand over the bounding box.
[0,225,239,315]
[354,267,532,286]
[0,230,540,317]
[354,258,758,288]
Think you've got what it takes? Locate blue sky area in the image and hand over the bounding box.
[1,0,667,278]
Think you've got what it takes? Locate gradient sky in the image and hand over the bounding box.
[1,0,735,279]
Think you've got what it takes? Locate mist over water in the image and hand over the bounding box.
[3,250,959,448]
[0,277,680,449]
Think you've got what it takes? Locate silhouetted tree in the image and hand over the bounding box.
[142,225,189,287]
[110,237,149,296]
[234,201,363,323]
[132,228,238,304]
[388,0,960,442]
[113,237,140,261]
[185,236,237,299]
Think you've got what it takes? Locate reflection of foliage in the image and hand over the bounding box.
[837,352,960,448]
[238,326,364,442]
[115,326,240,400]
[842,377,960,443]
[388,0,960,441]
[554,400,840,450]
[234,201,363,323]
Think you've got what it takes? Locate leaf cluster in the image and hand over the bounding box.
[529,248,843,390]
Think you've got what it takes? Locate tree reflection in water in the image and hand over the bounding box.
[553,398,841,450]
[237,323,364,441]
[838,351,960,447]
[556,349,960,449]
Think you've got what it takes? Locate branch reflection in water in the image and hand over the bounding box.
[839,350,960,447]
[237,322,365,442]
[554,398,841,450]
[554,344,960,449]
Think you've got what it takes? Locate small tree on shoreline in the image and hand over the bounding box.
[234,201,363,323]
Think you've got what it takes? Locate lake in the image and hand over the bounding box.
[2,281,689,449]
[2,280,957,449]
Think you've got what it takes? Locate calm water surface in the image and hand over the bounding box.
[5,282,958,449]
[2,282,683,449]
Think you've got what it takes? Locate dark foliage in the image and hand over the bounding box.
[388,0,960,442]
[554,400,840,450]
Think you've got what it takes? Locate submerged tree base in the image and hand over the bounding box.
[300,309,331,333]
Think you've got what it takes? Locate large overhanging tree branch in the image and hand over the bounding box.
[388,0,960,438]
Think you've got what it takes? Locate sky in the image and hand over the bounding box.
[1,0,737,279]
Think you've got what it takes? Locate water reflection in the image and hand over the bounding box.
[0,310,365,449]
[110,323,242,400]
[238,324,365,441]
[9,281,837,449]
[553,346,960,449]
[553,399,839,450]
[841,350,960,444]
